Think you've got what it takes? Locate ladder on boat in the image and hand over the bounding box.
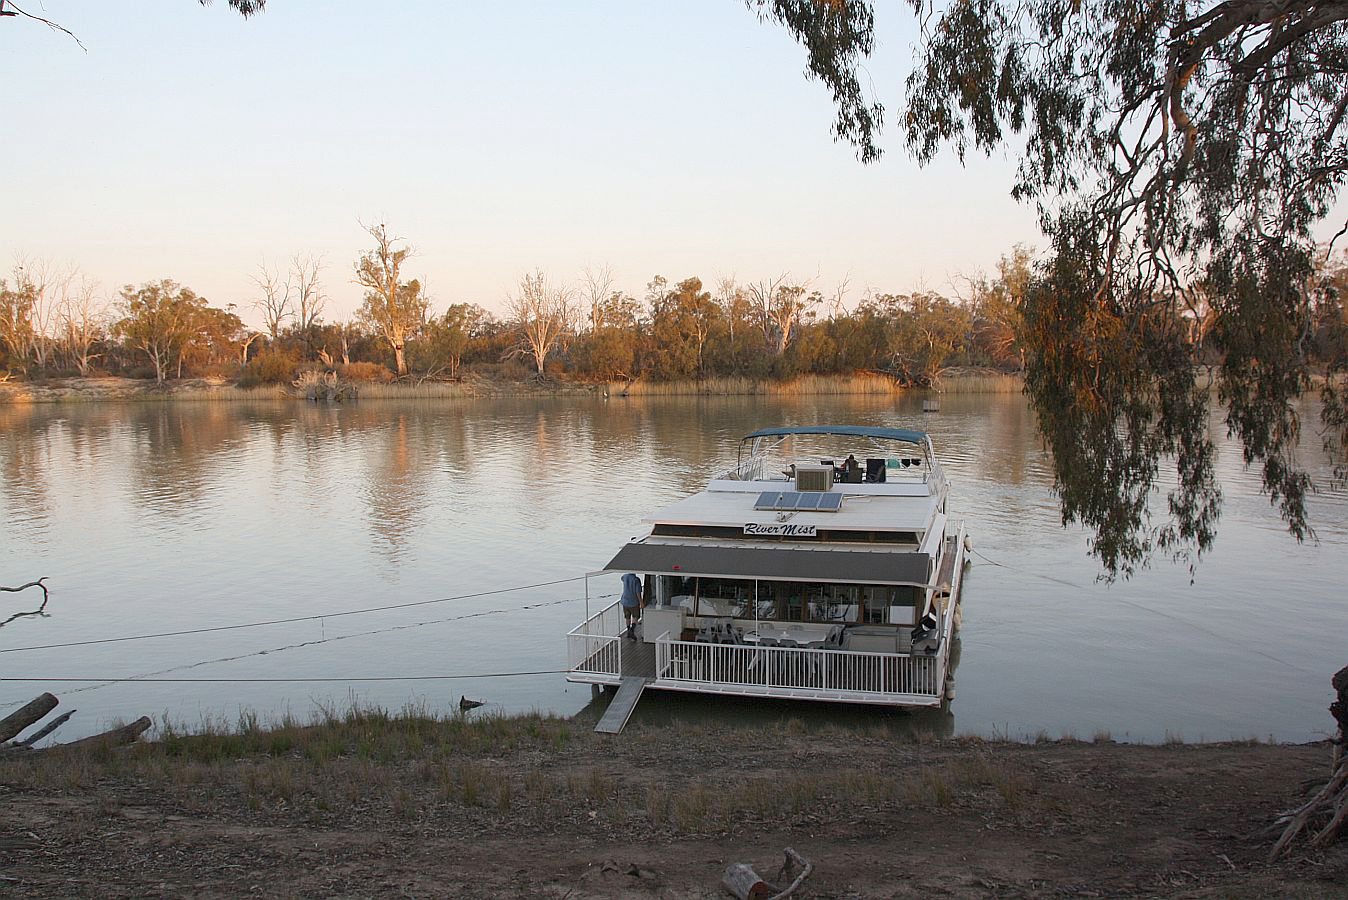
[594,676,650,734]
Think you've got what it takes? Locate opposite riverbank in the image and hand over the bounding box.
[0,371,1022,405]
[0,706,1343,897]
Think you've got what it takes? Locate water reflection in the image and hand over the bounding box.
[618,689,956,740]
[0,404,54,535]
[0,393,1343,743]
[360,412,430,564]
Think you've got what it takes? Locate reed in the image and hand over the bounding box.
[605,373,899,397]
[931,370,1024,394]
[344,381,484,400]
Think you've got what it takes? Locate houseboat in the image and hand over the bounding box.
[567,425,967,728]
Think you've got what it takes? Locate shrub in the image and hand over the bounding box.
[465,360,532,381]
[338,361,393,383]
[239,350,297,387]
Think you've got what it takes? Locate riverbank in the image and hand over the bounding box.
[0,375,596,404]
[0,371,1023,405]
[1,707,1342,897]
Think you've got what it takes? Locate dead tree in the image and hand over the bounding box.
[1270,665,1348,859]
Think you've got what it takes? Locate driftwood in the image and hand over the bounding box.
[0,577,50,629]
[1270,665,1348,860]
[1,694,148,755]
[11,709,76,748]
[0,578,48,600]
[722,848,813,900]
[54,716,152,751]
[0,693,58,743]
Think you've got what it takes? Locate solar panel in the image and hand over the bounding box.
[818,493,844,510]
[754,490,844,511]
[794,493,823,510]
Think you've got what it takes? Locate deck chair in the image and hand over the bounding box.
[865,458,886,483]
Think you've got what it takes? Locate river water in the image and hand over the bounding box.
[1,392,1344,743]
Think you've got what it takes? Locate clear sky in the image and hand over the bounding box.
[2,2,1061,326]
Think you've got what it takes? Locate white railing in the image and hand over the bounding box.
[715,454,766,482]
[566,599,624,679]
[654,632,941,699]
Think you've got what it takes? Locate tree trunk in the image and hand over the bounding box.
[394,343,407,376]
[721,864,771,900]
[0,693,59,743]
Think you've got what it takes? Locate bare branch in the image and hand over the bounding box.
[1,2,86,51]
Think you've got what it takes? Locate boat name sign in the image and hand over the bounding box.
[744,522,817,537]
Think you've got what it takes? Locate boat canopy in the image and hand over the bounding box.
[604,541,932,585]
[742,425,928,444]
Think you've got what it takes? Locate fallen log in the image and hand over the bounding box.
[722,848,813,900]
[11,709,76,749]
[722,863,770,900]
[0,694,58,743]
[50,716,151,752]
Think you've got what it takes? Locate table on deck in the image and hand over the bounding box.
[743,622,841,646]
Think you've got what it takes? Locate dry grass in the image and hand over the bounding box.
[345,381,487,400]
[931,371,1024,393]
[0,703,1050,836]
[605,374,899,396]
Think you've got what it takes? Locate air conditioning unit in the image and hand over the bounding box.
[795,464,834,492]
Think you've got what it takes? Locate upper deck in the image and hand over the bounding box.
[642,425,947,543]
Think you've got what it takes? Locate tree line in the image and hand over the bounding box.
[2,227,1344,389]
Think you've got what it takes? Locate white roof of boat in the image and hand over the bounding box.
[643,482,940,532]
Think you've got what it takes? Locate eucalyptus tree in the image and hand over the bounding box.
[763,0,1348,577]
[114,280,209,384]
[507,270,574,378]
[354,223,426,377]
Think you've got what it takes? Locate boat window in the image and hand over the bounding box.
[774,582,805,621]
[676,577,922,626]
[654,575,695,610]
[805,583,860,624]
[698,577,751,617]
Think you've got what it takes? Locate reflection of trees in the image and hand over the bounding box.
[124,403,249,519]
[360,410,430,564]
[0,404,52,534]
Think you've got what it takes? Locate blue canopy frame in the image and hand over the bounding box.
[741,425,928,444]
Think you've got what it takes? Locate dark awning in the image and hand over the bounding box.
[603,541,932,585]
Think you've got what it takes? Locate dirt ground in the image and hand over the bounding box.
[2,716,1346,899]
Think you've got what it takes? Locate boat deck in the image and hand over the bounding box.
[622,633,657,678]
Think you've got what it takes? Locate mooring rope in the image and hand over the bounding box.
[0,575,599,655]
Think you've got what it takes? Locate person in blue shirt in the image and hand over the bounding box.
[620,573,643,641]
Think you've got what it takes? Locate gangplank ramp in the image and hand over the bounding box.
[594,675,650,734]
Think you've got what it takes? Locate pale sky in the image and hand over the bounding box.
[2,2,1065,327]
